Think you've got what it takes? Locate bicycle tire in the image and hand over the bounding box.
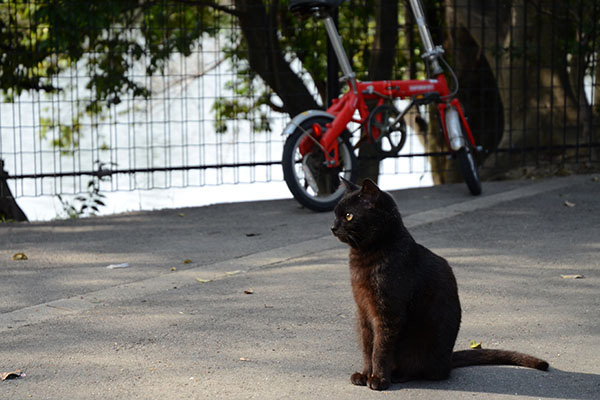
[456,147,482,196]
[282,116,357,211]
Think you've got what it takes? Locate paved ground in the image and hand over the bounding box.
[1,174,599,399]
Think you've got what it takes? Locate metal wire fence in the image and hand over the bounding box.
[1,0,598,211]
[0,9,289,197]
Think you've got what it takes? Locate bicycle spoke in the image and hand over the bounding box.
[385,135,394,148]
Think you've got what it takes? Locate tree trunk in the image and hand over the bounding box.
[367,0,399,81]
[357,0,399,184]
[0,160,28,222]
[446,0,599,178]
[431,6,504,184]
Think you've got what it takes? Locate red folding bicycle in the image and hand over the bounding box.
[282,0,482,211]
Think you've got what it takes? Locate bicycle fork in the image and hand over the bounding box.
[438,100,477,152]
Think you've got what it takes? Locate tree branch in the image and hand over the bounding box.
[265,98,285,113]
[234,0,319,116]
[170,0,242,17]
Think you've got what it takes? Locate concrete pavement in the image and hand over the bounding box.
[1,174,599,399]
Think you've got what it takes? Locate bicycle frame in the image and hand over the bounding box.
[283,0,483,210]
[294,0,477,168]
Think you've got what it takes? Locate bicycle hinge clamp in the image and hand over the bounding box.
[409,0,444,76]
[421,46,444,61]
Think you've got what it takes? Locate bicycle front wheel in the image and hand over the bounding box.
[282,117,357,211]
[456,146,482,195]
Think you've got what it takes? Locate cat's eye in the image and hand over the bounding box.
[345,213,354,222]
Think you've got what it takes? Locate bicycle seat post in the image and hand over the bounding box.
[408,0,443,76]
[322,15,357,92]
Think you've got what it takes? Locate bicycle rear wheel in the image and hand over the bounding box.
[282,116,357,211]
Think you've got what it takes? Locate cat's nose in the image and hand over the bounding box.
[330,225,338,235]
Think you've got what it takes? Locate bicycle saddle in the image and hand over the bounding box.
[289,0,345,15]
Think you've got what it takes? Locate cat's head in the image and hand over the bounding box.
[331,178,401,249]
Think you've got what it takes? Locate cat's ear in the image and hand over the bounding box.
[339,176,360,192]
[360,178,380,204]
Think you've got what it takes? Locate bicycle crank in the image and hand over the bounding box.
[367,104,408,157]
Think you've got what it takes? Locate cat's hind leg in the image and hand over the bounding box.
[422,366,451,381]
[422,352,452,381]
[391,337,451,383]
[391,371,411,383]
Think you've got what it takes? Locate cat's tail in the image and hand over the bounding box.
[452,349,549,371]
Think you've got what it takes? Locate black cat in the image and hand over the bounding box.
[331,178,548,391]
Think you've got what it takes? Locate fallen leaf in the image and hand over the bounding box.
[170,267,177,272]
[12,253,28,261]
[564,200,576,207]
[561,274,584,279]
[239,357,249,362]
[196,278,212,283]
[244,288,254,294]
[225,270,243,276]
[469,340,482,349]
[1,370,25,381]
[183,259,192,264]
[178,213,185,217]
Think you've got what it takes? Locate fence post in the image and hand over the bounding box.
[0,159,28,221]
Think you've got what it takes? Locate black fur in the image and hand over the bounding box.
[331,179,548,391]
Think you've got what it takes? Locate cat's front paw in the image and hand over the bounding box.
[367,375,390,391]
[350,372,368,386]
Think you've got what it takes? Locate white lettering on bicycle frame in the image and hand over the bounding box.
[409,84,435,92]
